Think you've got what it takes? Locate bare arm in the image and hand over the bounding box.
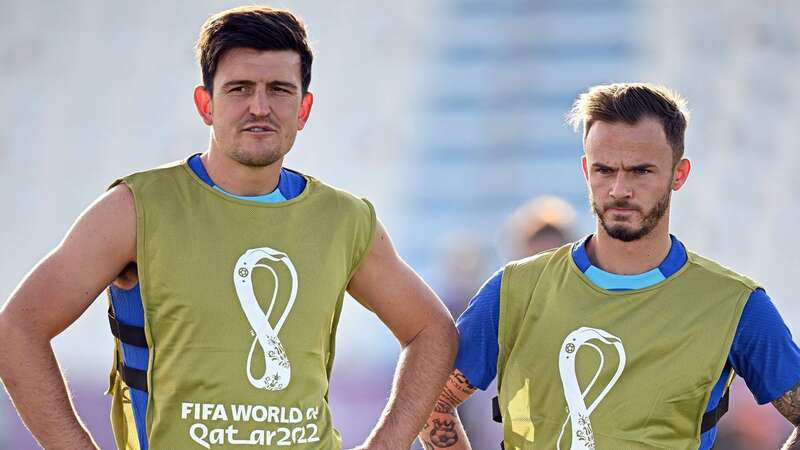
[0,184,136,450]
[347,221,459,450]
[773,382,800,450]
[418,369,476,450]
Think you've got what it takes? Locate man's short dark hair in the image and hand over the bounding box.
[566,83,690,163]
[196,6,313,95]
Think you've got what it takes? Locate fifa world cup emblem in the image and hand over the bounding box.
[557,327,626,450]
[233,247,298,391]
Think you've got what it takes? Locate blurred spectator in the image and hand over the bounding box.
[501,195,577,261]
[460,195,577,449]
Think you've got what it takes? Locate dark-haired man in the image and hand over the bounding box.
[0,6,457,449]
[420,83,800,450]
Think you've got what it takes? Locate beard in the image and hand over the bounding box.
[229,131,296,168]
[592,186,671,242]
[220,119,295,168]
[229,146,284,168]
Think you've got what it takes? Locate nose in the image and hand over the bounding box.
[249,86,271,117]
[609,171,632,199]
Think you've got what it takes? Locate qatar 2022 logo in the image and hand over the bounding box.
[557,327,626,450]
[233,247,298,391]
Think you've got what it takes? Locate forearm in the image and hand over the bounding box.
[419,409,469,450]
[0,321,98,450]
[418,369,476,450]
[772,382,800,450]
[362,323,458,449]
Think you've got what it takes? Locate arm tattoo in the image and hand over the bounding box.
[773,382,800,425]
[433,370,477,415]
[433,387,460,415]
[421,369,477,448]
[428,418,458,447]
[453,371,477,393]
[773,383,800,450]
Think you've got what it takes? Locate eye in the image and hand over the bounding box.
[596,167,613,175]
[634,168,651,175]
[227,85,249,94]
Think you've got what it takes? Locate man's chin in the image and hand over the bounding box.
[232,149,282,168]
[604,225,646,242]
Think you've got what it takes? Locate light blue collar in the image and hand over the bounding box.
[571,235,687,291]
[187,153,306,203]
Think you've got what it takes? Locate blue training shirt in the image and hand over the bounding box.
[455,235,800,450]
[109,154,306,450]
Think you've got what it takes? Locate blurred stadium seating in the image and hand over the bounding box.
[1,1,798,449]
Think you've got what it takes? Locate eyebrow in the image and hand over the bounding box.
[627,163,657,171]
[591,163,658,171]
[220,80,299,91]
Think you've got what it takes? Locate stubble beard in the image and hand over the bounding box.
[230,145,284,168]
[592,186,672,242]
[224,123,296,168]
[229,130,296,168]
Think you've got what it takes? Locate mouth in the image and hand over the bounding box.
[605,207,640,220]
[242,125,277,134]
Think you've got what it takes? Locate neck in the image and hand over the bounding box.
[202,149,282,196]
[586,219,672,275]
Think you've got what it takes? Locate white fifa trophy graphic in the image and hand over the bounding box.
[557,327,626,450]
[233,247,298,391]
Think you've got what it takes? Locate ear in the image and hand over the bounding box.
[671,158,691,191]
[581,154,589,181]
[296,92,314,131]
[193,85,213,126]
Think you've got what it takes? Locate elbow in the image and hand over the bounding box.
[428,307,458,342]
[0,313,14,372]
[0,312,48,362]
[432,312,459,365]
[406,311,459,361]
[0,310,13,347]
[445,319,459,360]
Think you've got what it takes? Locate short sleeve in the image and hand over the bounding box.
[454,269,503,390]
[729,288,800,404]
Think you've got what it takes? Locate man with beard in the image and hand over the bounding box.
[419,83,800,450]
[0,6,457,450]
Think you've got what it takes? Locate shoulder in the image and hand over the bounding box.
[503,242,572,285]
[737,288,789,338]
[123,159,186,180]
[460,270,505,317]
[303,175,376,219]
[115,159,189,193]
[300,176,377,265]
[498,244,572,326]
[57,182,137,265]
[300,174,370,204]
[685,251,760,291]
[103,182,136,213]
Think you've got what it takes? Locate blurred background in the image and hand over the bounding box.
[1,0,798,448]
